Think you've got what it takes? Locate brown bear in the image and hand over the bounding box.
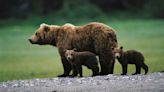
[64,48,99,77]
[28,22,118,77]
[112,46,148,75]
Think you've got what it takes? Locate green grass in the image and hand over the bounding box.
[112,19,164,74]
[0,19,164,82]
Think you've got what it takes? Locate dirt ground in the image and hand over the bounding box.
[0,72,164,92]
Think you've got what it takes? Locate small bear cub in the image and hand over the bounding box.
[64,48,99,77]
[112,46,148,75]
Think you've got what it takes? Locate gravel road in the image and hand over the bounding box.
[0,72,164,92]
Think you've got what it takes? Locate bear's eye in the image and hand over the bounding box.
[35,32,38,36]
[36,32,40,36]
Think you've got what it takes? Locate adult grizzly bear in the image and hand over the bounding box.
[28,22,118,77]
[64,48,99,77]
[112,46,149,75]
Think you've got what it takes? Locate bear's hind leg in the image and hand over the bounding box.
[78,66,83,77]
[110,59,115,74]
[133,65,141,75]
[99,52,114,75]
[99,55,109,75]
[142,63,148,74]
[132,64,137,75]
[92,65,99,76]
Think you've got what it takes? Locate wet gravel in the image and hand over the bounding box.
[0,72,164,92]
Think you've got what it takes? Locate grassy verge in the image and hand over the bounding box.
[0,19,164,82]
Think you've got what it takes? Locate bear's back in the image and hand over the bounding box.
[124,50,144,63]
[78,22,115,33]
[75,51,96,59]
[74,51,97,64]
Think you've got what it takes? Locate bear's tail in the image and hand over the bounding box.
[142,63,148,74]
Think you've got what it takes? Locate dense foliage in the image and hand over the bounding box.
[0,0,164,19]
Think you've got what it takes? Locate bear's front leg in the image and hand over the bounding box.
[70,65,78,77]
[78,66,83,77]
[121,64,127,75]
[58,57,72,77]
[110,59,115,74]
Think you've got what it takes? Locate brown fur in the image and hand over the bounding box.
[64,49,99,77]
[112,46,149,75]
[29,22,118,77]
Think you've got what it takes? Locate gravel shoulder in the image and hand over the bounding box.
[0,72,164,92]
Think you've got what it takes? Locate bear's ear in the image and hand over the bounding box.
[120,46,123,50]
[73,48,77,51]
[63,49,67,53]
[40,23,49,32]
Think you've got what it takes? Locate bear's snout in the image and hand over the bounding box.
[66,56,73,61]
[28,39,33,43]
[28,35,39,44]
[28,38,36,44]
[115,53,120,58]
[67,57,71,60]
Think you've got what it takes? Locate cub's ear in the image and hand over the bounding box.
[40,23,49,32]
[120,46,123,50]
[73,48,77,51]
[63,49,67,53]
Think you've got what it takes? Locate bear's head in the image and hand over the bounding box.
[64,48,77,62]
[28,23,60,46]
[112,46,124,59]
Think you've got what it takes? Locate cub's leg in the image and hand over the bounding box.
[121,64,127,75]
[142,63,148,74]
[92,65,99,76]
[71,65,78,77]
[133,64,141,75]
[78,66,83,77]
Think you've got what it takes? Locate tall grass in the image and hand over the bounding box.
[0,19,164,82]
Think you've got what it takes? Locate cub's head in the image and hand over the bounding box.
[112,46,124,59]
[64,48,77,61]
[28,23,60,46]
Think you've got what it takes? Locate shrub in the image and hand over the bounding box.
[145,0,164,18]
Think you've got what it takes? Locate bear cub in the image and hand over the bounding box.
[64,48,99,77]
[112,46,148,75]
